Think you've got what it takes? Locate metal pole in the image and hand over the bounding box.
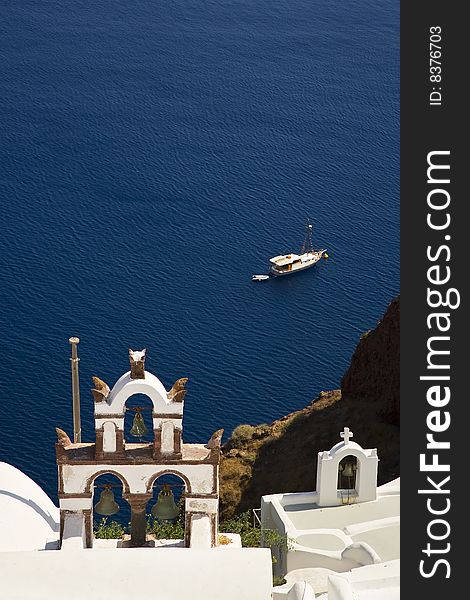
[69,337,81,443]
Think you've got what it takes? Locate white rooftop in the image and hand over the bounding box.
[269,254,302,266]
[283,492,399,532]
[0,547,273,600]
[320,560,400,600]
[274,560,400,600]
[262,429,399,600]
[264,479,400,564]
[0,462,59,552]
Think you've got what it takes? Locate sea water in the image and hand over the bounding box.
[0,0,399,501]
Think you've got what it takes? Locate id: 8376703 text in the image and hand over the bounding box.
[429,26,443,107]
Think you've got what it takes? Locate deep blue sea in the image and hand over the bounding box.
[0,0,399,503]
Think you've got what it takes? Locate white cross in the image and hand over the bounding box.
[340,427,353,444]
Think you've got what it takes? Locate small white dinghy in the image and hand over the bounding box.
[252,274,270,282]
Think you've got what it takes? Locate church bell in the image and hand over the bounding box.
[130,408,148,437]
[341,463,356,478]
[152,484,179,521]
[94,485,120,516]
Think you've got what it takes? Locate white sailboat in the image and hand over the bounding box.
[269,220,328,277]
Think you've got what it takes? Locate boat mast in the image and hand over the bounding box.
[301,219,314,254]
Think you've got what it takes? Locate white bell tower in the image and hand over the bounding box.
[316,427,379,506]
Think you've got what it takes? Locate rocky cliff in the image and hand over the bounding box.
[219,297,400,519]
[341,297,399,426]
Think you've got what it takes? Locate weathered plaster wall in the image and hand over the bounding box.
[61,462,216,495]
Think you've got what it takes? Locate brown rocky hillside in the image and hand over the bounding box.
[219,297,400,519]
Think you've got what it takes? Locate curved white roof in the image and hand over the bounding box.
[328,440,366,456]
[112,371,168,402]
[0,462,59,552]
[95,370,174,415]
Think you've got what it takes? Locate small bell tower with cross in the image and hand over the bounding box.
[315,426,379,507]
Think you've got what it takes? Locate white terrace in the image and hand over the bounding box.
[261,428,400,597]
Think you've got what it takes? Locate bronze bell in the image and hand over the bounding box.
[94,485,119,516]
[342,463,356,478]
[130,408,148,437]
[152,484,179,521]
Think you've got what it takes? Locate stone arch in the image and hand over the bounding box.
[85,470,131,495]
[123,394,154,444]
[330,446,369,473]
[331,448,368,500]
[103,372,170,416]
[100,420,118,430]
[332,448,367,463]
[94,371,184,460]
[146,469,192,495]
